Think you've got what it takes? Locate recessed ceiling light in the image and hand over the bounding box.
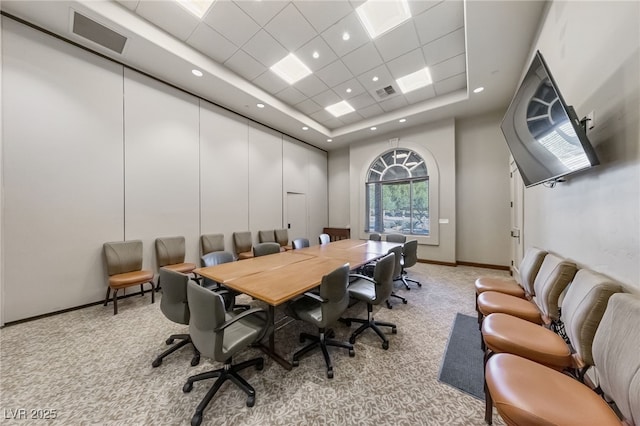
[396,67,433,94]
[372,76,379,82]
[191,69,203,77]
[256,103,265,108]
[342,32,350,41]
[356,0,411,39]
[370,127,377,131]
[473,87,485,93]
[312,51,320,59]
[399,118,406,123]
[270,53,312,85]
[325,100,355,117]
[302,126,309,131]
[175,0,215,19]
[327,139,333,142]
[346,88,352,93]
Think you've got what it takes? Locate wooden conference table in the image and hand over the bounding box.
[194,239,401,370]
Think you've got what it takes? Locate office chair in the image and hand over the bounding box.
[184,281,270,426]
[103,240,155,315]
[386,233,406,243]
[258,229,276,243]
[274,228,292,251]
[342,252,397,349]
[155,236,196,291]
[292,238,310,249]
[232,231,253,260]
[200,251,249,311]
[399,240,421,289]
[369,233,382,241]
[253,242,281,257]
[288,264,354,378]
[386,245,408,309]
[318,233,330,245]
[152,269,200,368]
[200,233,224,256]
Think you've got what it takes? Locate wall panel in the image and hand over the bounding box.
[308,147,329,244]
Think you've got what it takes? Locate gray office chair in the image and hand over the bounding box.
[386,245,408,309]
[155,236,197,291]
[200,251,247,311]
[200,233,224,256]
[258,230,276,243]
[288,264,354,378]
[386,233,406,243]
[319,233,330,245]
[275,228,292,250]
[253,242,281,257]
[184,281,270,426]
[400,240,421,289]
[292,238,310,249]
[152,269,200,368]
[232,231,253,260]
[342,252,397,349]
[369,233,382,241]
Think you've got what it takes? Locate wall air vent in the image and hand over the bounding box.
[375,85,397,100]
[72,12,127,54]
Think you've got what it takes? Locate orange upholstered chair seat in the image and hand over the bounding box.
[477,291,543,324]
[475,277,526,298]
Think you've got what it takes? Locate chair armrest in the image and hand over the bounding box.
[215,308,267,332]
[302,292,326,303]
[349,273,376,284]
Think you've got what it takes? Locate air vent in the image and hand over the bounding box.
[375,85,397,100]
[72,12,127,54]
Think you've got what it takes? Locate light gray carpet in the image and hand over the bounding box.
[438,313,485,400]
[0,263,508,425]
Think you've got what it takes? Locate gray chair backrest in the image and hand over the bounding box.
[319,233,330,245]
[591,293,640,425]
[388,246,402,278]
[532,253,577,321]
[403,240,418,269]
[253,242,280,257]
[386,233,406,243]
[187,281,228,362]
[317,264,350,328]
[233,231,252,254]
[258,230,276,243]
[372,252,396,304]
[292,238,310,249]
[156,236,186,267]
[200,233,224,256]
[201,251,234,288]
[103,240,143,276]
[519,247,548,295]
[561,269,623,366]
[159,268,190,325]
[274,229,289,247]
[369,233,382,241]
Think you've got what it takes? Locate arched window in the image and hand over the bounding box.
[365,149,429,235]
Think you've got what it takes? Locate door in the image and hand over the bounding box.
[510,158,524,277]
[286,192,307,244]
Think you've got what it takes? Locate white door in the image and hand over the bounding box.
[510,158,525,277]
[286,192,308,244]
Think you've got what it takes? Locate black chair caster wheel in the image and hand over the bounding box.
[349,336,356,344]
[190,356,200,366]
[349,349,355,357]
[183,382,193,393]
[327,369,334,379]
[166,338,174,345]
[292,359,299,367]
[191,414,202,426]
[256,360,264,371]
[151,358,162,368]
[402,299,407,304]
[382,341,389,350]
[392,327,397,334]
[246,395,255,407]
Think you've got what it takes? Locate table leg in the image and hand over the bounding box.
[259,305,292,371]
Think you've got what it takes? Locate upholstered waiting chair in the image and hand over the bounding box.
[399,240,421,289]
[319,233,330,245]
[200,251,247,311]
[200,233,224,256]
[386,233,406,243]
[386,245,408,309]
[253,242,280,257]
[152,269,200,368]
[155,236,197,291]
[292,238,310,249]
[343,252,397,349]
[288,264,354,378]
[369,233,382,241]
[184,281,270,426]
[275,228,292,251]
[103,240,155,315]
[258,230,276,243]
[232,231,254,260]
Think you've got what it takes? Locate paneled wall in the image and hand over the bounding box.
[1,18,328,323]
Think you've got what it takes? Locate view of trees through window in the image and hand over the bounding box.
[366,149,429,235]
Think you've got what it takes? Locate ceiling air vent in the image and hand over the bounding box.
[72,12,127,54]
[375,85,397,100]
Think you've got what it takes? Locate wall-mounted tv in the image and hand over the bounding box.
[501,50,599,187]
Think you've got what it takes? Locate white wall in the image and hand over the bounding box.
[523,1,640,290]
[327,147,350,229]
[456,111,511,266]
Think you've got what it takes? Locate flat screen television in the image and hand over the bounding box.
[501,50,599,187]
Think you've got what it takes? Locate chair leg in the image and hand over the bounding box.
[152,334,200,368]
[112,288,119,315]
[104,287,111,306]
[292,329,354,378]
[386,292,407,309]
[149,281,155,304]
[344,304,397,350]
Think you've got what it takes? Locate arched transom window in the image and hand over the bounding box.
[366,149,429,235]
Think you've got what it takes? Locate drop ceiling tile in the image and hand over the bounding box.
[242,30,288,68]
[234,0,288,26]
[349,92,377,109]
[323,117,344,128]
[264,3,317,51]
[115,0,139,11]
[374,20,420,62]
[357,64,394,91]
[339,111,364,125]
[422,27,465,66]
[404,85,437,103]
[386,48,427,79]
[379,95,409,112]
[408,0,442,16]
[430,53,466,82]
[294,1,354,33]
[341,42,384,76]
[321,12,370,57]
[310,109,334,123]
[252,70,289,94]
[414,0,464,45]
[312,89,342,108]
[359,103,384,118]
[224,50,267,81]
[135,1,200,41]
[187,24,238,64]
[295,36,339,72]
[434,72,467,96]
[276,86,307,105]
[294,75,329,98]
[295,98,323,115]
[204,1,260,47]
[315,60,353,88]
[333,78,366,99]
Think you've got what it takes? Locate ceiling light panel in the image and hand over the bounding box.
[325,100,355,117]
[270,53,312,84]
[356,0,411,39]
[396,67,433,93]
[175,0,215,19]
